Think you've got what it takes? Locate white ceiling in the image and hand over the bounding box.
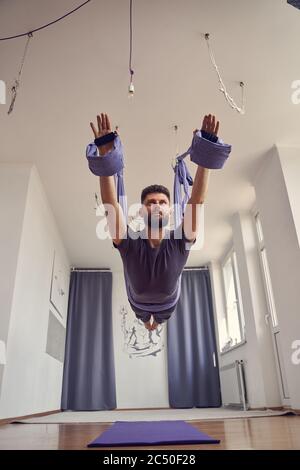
[1,0,300,269]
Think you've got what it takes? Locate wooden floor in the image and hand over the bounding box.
[0,415,299,450]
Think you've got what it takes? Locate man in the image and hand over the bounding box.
[90,113,219,330]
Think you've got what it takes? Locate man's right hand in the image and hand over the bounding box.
[90,113,116,156]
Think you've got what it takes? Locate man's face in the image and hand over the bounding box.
[142,192,171,229]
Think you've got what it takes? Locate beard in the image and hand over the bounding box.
[144,212,169,230]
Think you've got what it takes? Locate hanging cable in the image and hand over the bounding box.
[172,125,179,169]
[205,33,245,114]
[128,0,135,97]
[3,1,92,114]
[0,0,92,41]
[7,32,33,114]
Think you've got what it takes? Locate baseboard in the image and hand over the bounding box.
[247,405,299,414]
[0,409,61,425]
[115,407,171,411]
[285,407,300,415]
[242,406,282,411]
[0,408,172,424]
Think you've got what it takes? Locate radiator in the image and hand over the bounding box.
[219,360,248,410]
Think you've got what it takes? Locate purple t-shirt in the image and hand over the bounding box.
[113,224,195,312]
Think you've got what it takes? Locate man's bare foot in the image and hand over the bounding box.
[151,320,159,330]
[144,320,152,331]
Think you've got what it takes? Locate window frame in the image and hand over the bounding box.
[253,211,279,329]
[219,247,246,354]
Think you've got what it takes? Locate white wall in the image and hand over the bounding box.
[112,270,169,408]
[253,146,300,409]
[278,147,300,249]
[0,164,31,357]
[210,211,282,408]
[0,165,70,419]
[0,163,32,403]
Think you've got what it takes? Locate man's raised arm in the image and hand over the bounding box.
[90,113,127,245]
[183,114,219,242]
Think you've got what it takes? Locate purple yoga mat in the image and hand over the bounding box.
[87,420,220,447]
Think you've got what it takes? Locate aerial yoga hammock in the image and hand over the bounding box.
[86,124,231,322]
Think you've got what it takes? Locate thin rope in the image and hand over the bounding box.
[205,33,245,114]
[7,33,33,114]
[172,125,179,169]
[129,0,134,88]
[0,0,92,41]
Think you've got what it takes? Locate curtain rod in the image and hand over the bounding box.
[71,268,111,272]
[71,267,209,273]
[183,266,209,271]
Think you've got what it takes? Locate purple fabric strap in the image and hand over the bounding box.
[173,152,193,229]
[190,130,232,169]
[287,1,300,11]
[86,136,128,219]
[173,130,232,228]
[86,136,124,176]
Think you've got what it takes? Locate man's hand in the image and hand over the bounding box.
[193,113,220,138]
[90,112,116,156]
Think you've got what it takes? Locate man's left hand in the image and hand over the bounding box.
[193,114,220,137]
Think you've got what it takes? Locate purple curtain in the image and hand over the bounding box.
[167,269,221,408]
[61,270,116,410]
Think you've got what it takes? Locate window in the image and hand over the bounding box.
[254,213,278,328]
[219,250,245,353]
